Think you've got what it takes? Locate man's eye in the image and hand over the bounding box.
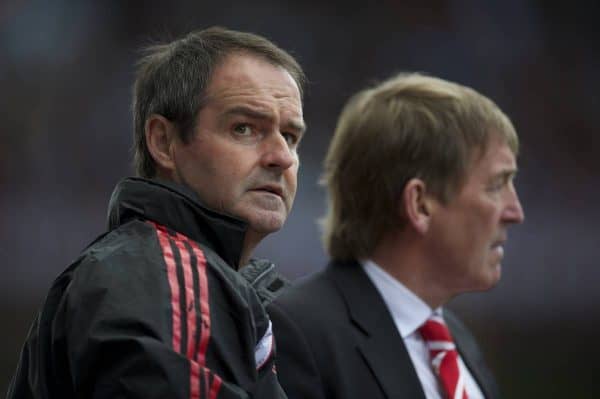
[233,124,253,136]
[487,177,509,192]
[282,132,297,145]
[487,183,503,192]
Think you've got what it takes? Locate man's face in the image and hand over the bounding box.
[171,53,304,239]
[427,135,525,295]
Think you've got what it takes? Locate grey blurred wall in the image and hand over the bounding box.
[1,0,599,396]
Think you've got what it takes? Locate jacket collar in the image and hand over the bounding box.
[107,177,247,268]
[326,259,499,399]
[326,260,427,399]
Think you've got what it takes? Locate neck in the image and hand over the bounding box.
[238,229,266,269]
[370,230,451,309]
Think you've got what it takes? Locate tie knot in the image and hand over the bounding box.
[419,316,454,344]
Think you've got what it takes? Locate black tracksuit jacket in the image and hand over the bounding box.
[7,178,286,399]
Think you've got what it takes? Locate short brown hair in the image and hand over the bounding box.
[321,73,518,260]
[132,26,306,177]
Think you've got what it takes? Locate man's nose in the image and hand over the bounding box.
[503,184,525,224]
[260,133,295,171]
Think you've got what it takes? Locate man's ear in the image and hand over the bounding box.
[145,114,178,173]
[401,178,436,235]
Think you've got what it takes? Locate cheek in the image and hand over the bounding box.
[189,150,239,193]
[468,209,501,260]
[285,158,299,183]
[466,200,497,232]
[213,148,251,181]
[481,206,502,233]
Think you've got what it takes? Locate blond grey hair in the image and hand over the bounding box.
[321,72,518,260]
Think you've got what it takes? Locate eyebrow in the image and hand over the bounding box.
[222,105,306,134]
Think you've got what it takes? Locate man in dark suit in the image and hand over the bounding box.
[269,73,524,399]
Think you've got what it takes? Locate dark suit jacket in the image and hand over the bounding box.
[269,260,501,399]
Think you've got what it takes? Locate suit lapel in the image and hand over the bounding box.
[326,261,426,399]
[445,312,501,399]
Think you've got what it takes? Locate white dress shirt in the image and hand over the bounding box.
[362,260,485,399]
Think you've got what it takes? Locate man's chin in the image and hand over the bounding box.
[244,210,288,234]
[249,221,285,235]
[482,263,502,290]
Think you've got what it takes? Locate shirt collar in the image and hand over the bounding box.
[361,259,442,338]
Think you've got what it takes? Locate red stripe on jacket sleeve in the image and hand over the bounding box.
[208,374,223,399]
[173,235,197,360]
[188,240,211,367]
[153,223,182,354]
[188,239,222,398]
[153,223,221,399]
[189,362,200,399]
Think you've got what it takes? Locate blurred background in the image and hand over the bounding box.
[1,0,598,397]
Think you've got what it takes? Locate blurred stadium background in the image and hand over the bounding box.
[1,0,599,397]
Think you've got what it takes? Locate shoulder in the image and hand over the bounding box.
[56,221,173,321]
[274,268,338,308]
[61,219,270,338]
[269,263,352,335]
[272,259,363,313]
[70,220,247,298]
[64,219,250,318]
[67,220,165,293]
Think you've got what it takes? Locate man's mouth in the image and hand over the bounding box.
[252,185,283,198]
[492,245,504,256]
[491,239,505,256]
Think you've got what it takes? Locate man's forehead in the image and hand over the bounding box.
[205,53,301,101]
[473,133,516,161]
[202,86,302,126]
[468,138,518,179]
[205,85,302,109]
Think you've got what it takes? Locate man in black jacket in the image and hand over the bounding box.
[270,73,524,398]
[8,27,305,399]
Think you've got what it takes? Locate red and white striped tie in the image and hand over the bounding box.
[419,316,468,399]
